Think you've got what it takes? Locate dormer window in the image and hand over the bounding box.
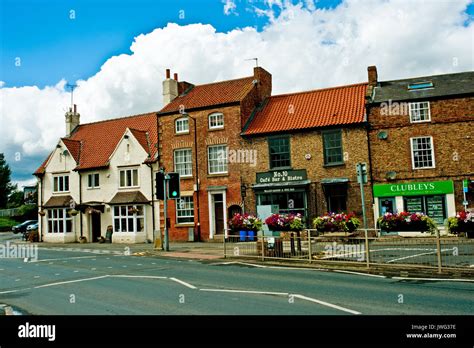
[175,117,189,134]
[408,81,434,90]
[409,101,431,123]
[208,112,224,130]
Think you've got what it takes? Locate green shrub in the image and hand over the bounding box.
[0,217,18,232]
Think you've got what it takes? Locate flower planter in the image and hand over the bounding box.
[239,230,248,242]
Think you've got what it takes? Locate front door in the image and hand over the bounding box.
[91,213,101,242]
[379,197,396,215]
[214,194,224,235]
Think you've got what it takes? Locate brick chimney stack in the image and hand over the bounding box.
[163,69,178,105]
[65,104,80,136]
[366,66,378,101]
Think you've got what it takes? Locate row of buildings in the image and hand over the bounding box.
[33,66,474,243]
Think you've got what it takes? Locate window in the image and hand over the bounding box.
[408,82,433,90]
[324,184,348,213]
[119,168,139,188]
[411,137,435,169]
[87,173,100,188]
[268,137,291,169]
[175,118,189,134]
[47,208,72,233]
[404,195,446,224]
[113,205,145,232]
[53,175,69,193]
[323,130,343,165]
[208,145,228,174]
[257,191,307,217]
[409,101,431,122]
[208,112,224,129]
[174,149,192,177]
[176,196,194,224]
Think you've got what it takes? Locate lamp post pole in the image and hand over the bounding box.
[187,114,201,242]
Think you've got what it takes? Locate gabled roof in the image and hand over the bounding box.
[34,151,53,175]
[243,83,367,136]
[159,76,255,114]
[34,112,158,174]
[371,71,474,103]
[108,191,149,205]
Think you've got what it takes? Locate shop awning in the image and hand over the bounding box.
[321,178,349,185]
[43,195,75,208]
[108,191,150,205]
[252,180,311,189]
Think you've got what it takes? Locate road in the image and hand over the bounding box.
[0,238,473,315]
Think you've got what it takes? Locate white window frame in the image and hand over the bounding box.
[53,175,70,193]
[176,196,194,224]
[409,101,431,123]
[119,168,139,188]
[87,173,100,189]
[112,205,145,233]
[47,208,73,233]
[410,136,435,169]
[175,117,189,134]
[208,112,224,130]
[174,148,193,177]
[208,145,228,174]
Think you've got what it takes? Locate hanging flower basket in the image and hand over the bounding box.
[38,210,46,216]
[128,207,139,214]
[68,209,79,216]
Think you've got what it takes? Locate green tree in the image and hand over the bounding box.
[8,189,24,208]
[0,153,15,209]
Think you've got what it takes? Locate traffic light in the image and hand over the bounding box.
[155,172,165,200]
[167,172,180,199]
[356,163,368,184]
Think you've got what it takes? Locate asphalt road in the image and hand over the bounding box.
[0,240,473,315]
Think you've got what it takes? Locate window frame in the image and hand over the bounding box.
[87,173,100,189]
[410,136,435,169]
[409,101,431,123]
[322,129,344,166]
[176,195,195,224]
[268,136,291,169]
[175,117,189,134]
[119,168,139,188]
[208,112,224,130]
[53,175,70,193]
[174,148,193,177]
[112,204,145,233]
[47,208,73,233]
[207,145,228,174]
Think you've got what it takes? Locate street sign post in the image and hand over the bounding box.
[356,163,368,229]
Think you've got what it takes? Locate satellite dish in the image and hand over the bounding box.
[386,171,397,180]
[62,150,69,157]
[377,131,388,140]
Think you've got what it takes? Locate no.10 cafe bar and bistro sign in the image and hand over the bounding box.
[373,180,455,227]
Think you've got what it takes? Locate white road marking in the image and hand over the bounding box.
[392,276,474,283]
[137,264,142,266]
[34,275,109,289]
[122,265,127,268]
[32,255,98,263]
[55,273,60,276]
[107,266,112,269]
[200,288,288,296]
[110,275,167,280]
[91,268,97,271]
[387,248,454,263]
[333,270,386,278]
[73,270,79,273]
[34,276,40,278]
[15,279,20,282]
[293,294,361,315]
[0,288,31,295]
[17,266,22,269]
[170,277,197,289]
[0,269,4,271]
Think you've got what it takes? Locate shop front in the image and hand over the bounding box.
[252,169,310,225]
[373,180,455,227]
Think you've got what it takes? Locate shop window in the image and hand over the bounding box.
[323,130,343,165]
[269,137,291,169]
[404,195,446,225]
[323,183,347,213]
[256,191,306,217]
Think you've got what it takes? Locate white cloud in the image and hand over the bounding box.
[223,0,238,15]
[1,0,472,180]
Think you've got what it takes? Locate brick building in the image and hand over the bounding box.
[240,83,375,230]
[366,67,474,233]
[157,67,271,241]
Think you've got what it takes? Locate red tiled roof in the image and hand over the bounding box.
[61,138,82,163]
[34,152,53,175]
[159,76,255,114]
[34,112,158,174]
[243,83,368,135]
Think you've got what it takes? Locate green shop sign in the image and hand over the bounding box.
[373,180,454,197]
[256,169,307,184]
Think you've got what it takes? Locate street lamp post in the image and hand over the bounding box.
[185,114,201,242]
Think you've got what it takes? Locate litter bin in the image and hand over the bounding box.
[105,225,113,243]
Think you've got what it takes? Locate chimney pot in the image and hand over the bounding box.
[174,73,178,81]
[73,104,77,114]
[166,69,171,79]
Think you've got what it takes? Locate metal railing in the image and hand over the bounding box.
[0,208,21,217]
[223,229,474,273]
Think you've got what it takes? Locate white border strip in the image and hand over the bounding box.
[170,277,197,289]
[293,294,361,315]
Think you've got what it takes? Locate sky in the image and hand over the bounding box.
[0,0,473,188]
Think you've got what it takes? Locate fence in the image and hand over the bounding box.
[0,208,21,217]
[223,229,474,273]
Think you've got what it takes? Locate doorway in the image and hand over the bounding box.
[91,213,101,242]
[379,197,396,215]
[208,191,227,238]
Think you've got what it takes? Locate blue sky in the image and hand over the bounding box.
[0,0,472,186]
[0,0,343,88]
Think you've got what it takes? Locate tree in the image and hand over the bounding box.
[0,153,15,209]
[8,189,24,208]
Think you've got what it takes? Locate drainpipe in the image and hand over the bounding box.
[78,172,83,238]
[365,100,376,230]
[147,163,156,242]
[39,176,44,242]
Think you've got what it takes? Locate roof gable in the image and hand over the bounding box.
[243,83,368,135]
